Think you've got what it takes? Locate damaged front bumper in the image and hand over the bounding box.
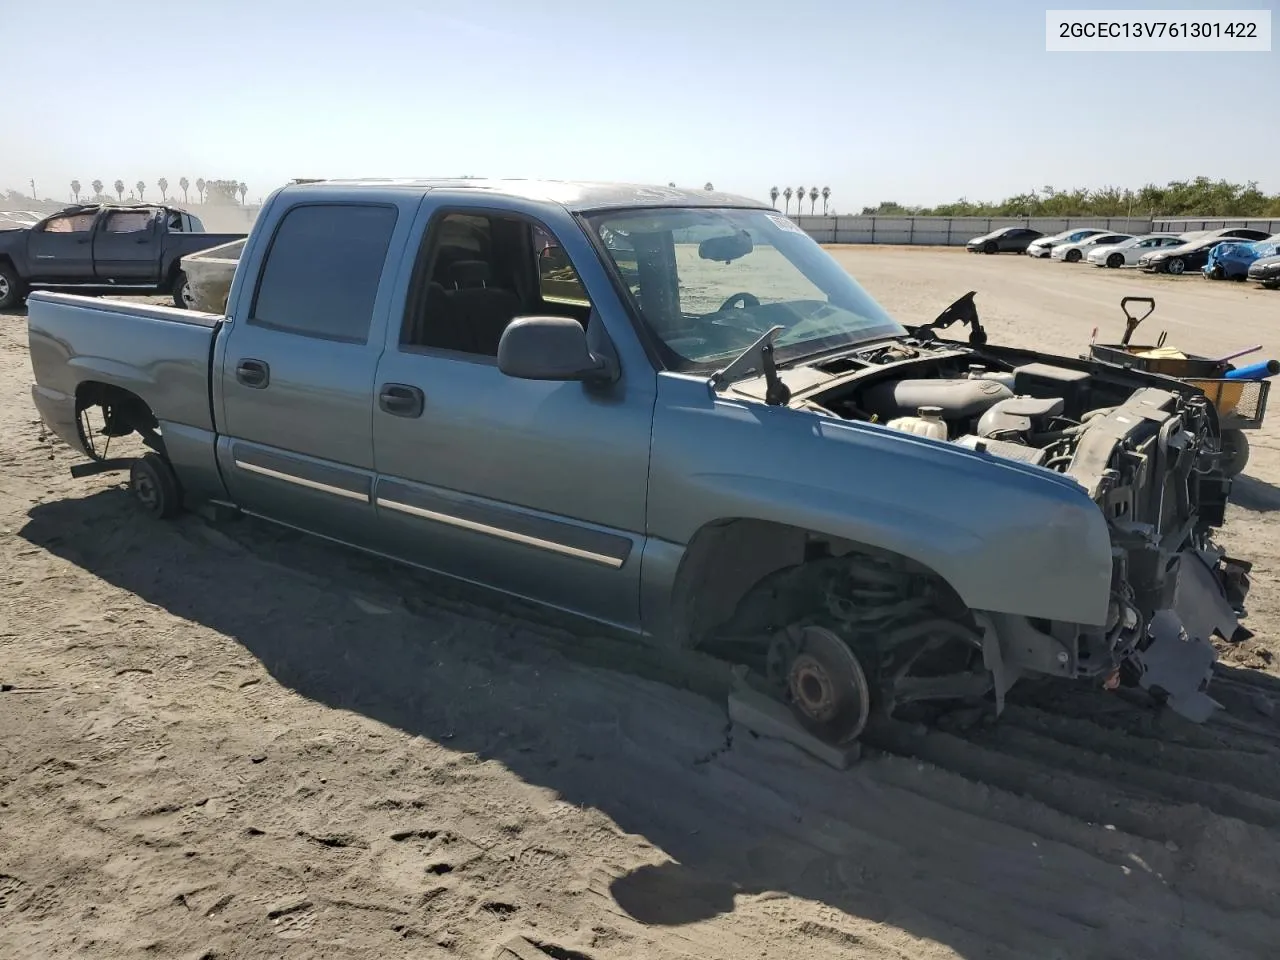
[1127,546,1250,721]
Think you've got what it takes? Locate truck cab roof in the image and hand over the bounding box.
[273,178,771,214]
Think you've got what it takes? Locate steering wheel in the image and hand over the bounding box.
[718,291,761,312]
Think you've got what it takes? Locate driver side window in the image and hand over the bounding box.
[401,212,594,358]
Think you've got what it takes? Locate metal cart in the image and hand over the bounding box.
[1086,297,1269,476]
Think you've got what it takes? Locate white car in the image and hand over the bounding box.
[1086,234,1188,268]
[1050,232,1134,262]
[1025,227,1110,258]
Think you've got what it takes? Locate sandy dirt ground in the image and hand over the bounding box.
[3,248,1280,960]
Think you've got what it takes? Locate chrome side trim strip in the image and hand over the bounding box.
[376,496,625,569]
[234,459,369,502]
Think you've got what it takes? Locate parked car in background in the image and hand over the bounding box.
[1024,228,1109,258]
[0,211,43,230]
[0,203,245,310]
[965,226,1044,254]
[1202,236,1280,280]
[1050,232,1133,262]
[1248,254,1280,289]
[1085,234,1186,268]
[1138,230,1271,274]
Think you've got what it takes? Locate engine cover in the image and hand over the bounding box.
[863,378,1012,421]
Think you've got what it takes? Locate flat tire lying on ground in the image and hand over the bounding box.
[130,453,184,519]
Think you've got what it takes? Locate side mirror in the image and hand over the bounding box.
[497,316,613,382]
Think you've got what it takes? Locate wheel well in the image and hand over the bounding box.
[669,518,966,649]
[74,381,161,454]
[0,254,16,275]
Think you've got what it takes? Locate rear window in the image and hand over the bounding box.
[249,203,398,343]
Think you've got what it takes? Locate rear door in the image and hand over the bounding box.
[213,196,414,546]
[25,210,98,281]
[93,208,161,281]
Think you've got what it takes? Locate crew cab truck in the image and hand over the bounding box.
[26,179,1250,743]
[0,202,246,310]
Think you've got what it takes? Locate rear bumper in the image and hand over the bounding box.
[31,382,86,457]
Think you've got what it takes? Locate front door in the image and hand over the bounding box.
[93,208,161,282]
[25,210,98,281]
[371,201,655,631]
[213,199,408,546]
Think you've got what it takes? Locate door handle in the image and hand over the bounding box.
[378,383,424,418]
[135,237,150,244]
[236,358,270,389]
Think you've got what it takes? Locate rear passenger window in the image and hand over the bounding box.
[250,204,397,343]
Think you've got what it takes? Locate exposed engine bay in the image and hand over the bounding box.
[716,293,1251,728]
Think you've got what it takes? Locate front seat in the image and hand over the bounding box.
[444,259,522,356]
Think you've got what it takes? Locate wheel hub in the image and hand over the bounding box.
[134,472,158,508]
[783,625,871,745]
[0,275,9,299]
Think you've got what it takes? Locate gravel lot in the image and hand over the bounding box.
[2,247,1279,960]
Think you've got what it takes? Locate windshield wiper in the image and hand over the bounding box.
[709,325,792,405]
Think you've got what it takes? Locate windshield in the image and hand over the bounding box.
[584,207,905,370]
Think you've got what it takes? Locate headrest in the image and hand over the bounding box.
[448,259,491,289]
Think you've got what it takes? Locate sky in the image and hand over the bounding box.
[3,0,1277,211]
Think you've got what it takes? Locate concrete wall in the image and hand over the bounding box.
[790,215,1155,246]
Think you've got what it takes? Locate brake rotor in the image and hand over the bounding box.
[785,625,871,745]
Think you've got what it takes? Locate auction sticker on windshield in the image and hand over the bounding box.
[1046,9,1271,51]
[767,214,806,235]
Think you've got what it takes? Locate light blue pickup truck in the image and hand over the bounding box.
[26,179,1251,741]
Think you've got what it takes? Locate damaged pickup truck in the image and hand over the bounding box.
[25,179,1251,745]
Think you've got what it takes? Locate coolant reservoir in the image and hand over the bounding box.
[887,405,949,440]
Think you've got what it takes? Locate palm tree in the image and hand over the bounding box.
[667,182,676,187]
[179,177,190,203]
[196,178,206,203]
[796,187,805,217]
[238,182,248,204]
[783,187,793,214]
[158,177,169,201]
[113,179,124,201]
[136,181,146,201]
[770,186,779,208]
[92,179,103,199]
[809,187,819,214]
[704,182,714,191]
[821,186,831,215]
[71,180,81,202]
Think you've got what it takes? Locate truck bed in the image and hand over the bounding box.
[26,291,222,459]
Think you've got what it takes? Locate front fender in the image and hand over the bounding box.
[649,374,1113,626]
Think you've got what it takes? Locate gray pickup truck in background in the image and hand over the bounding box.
[25,179,1251,742]
[0,202,245,310]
